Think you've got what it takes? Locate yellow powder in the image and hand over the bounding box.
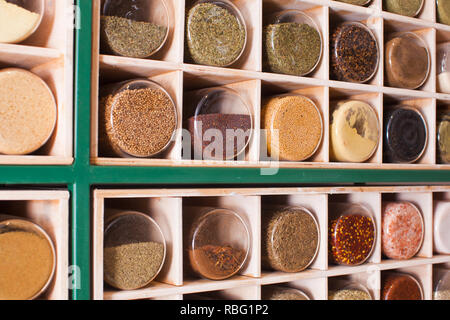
[263,95,323,161]
[0,0,40,43]
[330,100,379,162]
[0,231,54,300]
[0,68,56,155]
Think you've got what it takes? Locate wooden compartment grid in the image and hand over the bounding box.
[90,0,450,169]
[92,186,450,300]
[0,190,70,300]
[0,0,74,165]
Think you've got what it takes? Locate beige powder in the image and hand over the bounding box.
[0,68,56,155]
[0,0,40,43]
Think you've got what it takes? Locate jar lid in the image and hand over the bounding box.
[382,201,424,260]
[186,0,247,67]
[382,272,423,300]
[330,100,380,163]
[0,215,56,300]
[263,94,323,162]
[264,206,320,272]
[0,68,57,155]
[384,106,428,163]
[265,10,322,76]
[101,0,169,58]
[103,211,166,290]
[331,21,379,83]
[102,78,177,158]
[329,203,376,266]
[189,87,253,160]
[385,32,430,90]
[189,208,250,280]
[0,0,44,44]
[385,0,424,17]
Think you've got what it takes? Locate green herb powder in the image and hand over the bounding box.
[265,22,321,76]
[186,2,246,67]
[337,0,370,5]
[384,0,423,17]
[101,15,167,58]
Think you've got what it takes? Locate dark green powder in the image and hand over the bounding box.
[384,0,423,17]
[336,0,371,5]
[186,2,246,67]
[265,23,321,76]
[100,16,167,58]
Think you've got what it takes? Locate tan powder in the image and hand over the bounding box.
[0,0,40,43]
[0,231,54,300]
[262,95,323,161]
[0,68,56,155]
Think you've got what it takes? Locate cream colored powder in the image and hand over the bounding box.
[330,100,379,162]
[0,0,40,43]
[0,68,56,155]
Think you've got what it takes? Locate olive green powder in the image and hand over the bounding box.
[384,0,423,17]
[265,22,321,76]
[336,0,371,5]
[329,289,372,300]
[437,0,450,25]
[186,2,246,67]
[101,16,167,58]
[104,241,164,290]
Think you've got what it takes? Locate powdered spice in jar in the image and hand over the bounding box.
[384,107,427,163]
[382,202,424,260]
[329,207,376,266]
[384,0,424,17]
[0,217,55,300]
[0,0,42,43]
[186,1,246,67]
[262,94,323,162]
[265,10,322,76]
[0,68,57,155]
[385,32,430,89]
[330,100,380,163]
[336,0,371,5]
[263,286,310,300]
[437,0,450,25]
[262,207,319,273]
[438,112,450,164]
[99,80,177,158]
[331,22,379,83]
[328,289,372,300]
[382,273,423,300]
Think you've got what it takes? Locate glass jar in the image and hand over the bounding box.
[434,202,450,254]
[0,0,44,43]
[186,0,247,67]
[384,0,424,17]
[385,32,430,89]
[188,87,253,161]
[329,203,376,266]
[0,68,57,155]
[437,0,450,25]
[437,43,450,94]
[0,214,56,300]
[262,286,310,300]
[99,78,177,158]
[438,111,450,164]
[330,100,380,163]
[328,280,372,300]
[262,94,323,162]
[384,106,428,164]
[434,268,450,300]
[262,206,320,273]
[103,210,166,290]
[382,272,423,300]
[382,202,424,260]
[336,0,372,5]
[331,21,379,83]
[264,10,322,76]
[187,207,250,280]
[101,0,169,58]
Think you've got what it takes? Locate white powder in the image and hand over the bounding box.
[438,72,450,94]
[0,0,41,43]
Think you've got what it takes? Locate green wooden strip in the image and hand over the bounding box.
[0,166,74,184]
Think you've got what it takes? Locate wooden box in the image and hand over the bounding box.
[92,186,450,300]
